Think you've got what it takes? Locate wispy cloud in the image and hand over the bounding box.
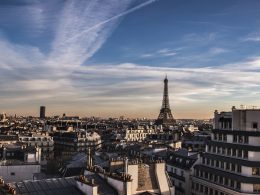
[209,47,229,55]
[141,53,154,58]
[242,32,260,42]
[183,32,217,43]
[141,48,178,58]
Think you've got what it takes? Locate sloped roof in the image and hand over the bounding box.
[9,177,83,195]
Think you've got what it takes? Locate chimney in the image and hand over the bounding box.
[3,147,6,160]
[76,177,98,195]
[87,148,92,167]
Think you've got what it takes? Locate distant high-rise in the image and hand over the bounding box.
[40,106,46,118]
[155,76,175,126]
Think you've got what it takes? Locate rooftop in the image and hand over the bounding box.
[1,177,83,195]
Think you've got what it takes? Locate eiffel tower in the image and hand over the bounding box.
[155,76,175,126]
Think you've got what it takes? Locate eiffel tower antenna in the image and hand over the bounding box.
[155,75,175,126]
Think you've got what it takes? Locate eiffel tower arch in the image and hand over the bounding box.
[155,76,176,126]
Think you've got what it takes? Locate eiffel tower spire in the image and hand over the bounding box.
[155,76,175,126]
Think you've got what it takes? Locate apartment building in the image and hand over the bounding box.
[191,107,260,195]
[18,133,54,165]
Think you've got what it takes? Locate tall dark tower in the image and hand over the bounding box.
[155,76,175,126]
[40,106,46,118]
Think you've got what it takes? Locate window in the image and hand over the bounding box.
[219,176,223,184]
[232,149,237,157]
[209,173,213,181]
[252,167,260,175]
[230,180,234,188]
[222,148,225,155]
[219,134,222,141]
[253,122,258,129]
[227,148,231,156]
[233,135,237,143]
[253,184,260,192]
[196,169,199,177]
[244,136,249,143]
[221,161,224,169]
[214,175,218,182]
[196,183,199,191]
[238,150,242,158]
[224,178,228,186]
[231,164,236,172]
[11,172,15,176]
[205,172,208,179]
[223,134,227,141]
[236,182,241,190]
[237,165,241,173]
[200,184,203,192]
[216,160,219,168]
[214,134,217,140]
[238,135,243,143]
[244,150,248,159]
[205,187,208,194]
[226,163,230,170]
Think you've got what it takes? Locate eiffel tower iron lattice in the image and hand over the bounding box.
[155,76,175,126]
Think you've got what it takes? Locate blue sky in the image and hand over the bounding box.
[1,0,260,118]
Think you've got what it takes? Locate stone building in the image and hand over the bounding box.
[18,133,54,165]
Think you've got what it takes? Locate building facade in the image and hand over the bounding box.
[18,133,54,165]
[182,131,211,153]
[192,107,260,195]
[0,145,41,182]
[166,149,197,195]
[123,126,155,142]
[53,131,102,157]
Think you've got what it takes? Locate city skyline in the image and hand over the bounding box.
[1,0,260,119]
